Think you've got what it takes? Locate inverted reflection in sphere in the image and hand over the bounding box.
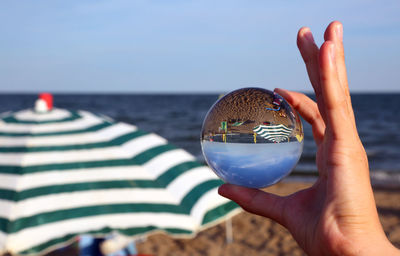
[201,88,304,188]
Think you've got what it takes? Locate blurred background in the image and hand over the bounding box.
[0,1,400,255]
[1,0,399,93]
[1,0,399,178]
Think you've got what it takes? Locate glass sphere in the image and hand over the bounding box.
[201,88,304,188]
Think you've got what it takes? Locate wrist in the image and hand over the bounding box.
[336,236,400,256]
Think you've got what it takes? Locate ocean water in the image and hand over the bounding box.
[201,141,303,188]
[0,93,399,182]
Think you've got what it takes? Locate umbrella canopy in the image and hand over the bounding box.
[0,108,239,255]
[253,124,293,143]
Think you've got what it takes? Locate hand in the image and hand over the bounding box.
[218,21,400,255]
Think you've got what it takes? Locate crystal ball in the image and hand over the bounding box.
[201,88,304,188]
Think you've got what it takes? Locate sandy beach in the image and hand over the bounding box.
[137,181,400,256]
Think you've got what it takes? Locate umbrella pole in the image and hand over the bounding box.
[225,218,233,244]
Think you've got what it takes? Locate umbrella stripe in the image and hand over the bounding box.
[1,179,222,234]
[0,189,14,201]
[253,125,292,133]
[0,161,203,202]
[0,168,218,226]
[201,201,238,225]
[253,124,291,132]
[1,205,181,234]
[0,111,103,134]
[254,127,292,134]
[0,166,217,222]
[19,233,78,255]
[1,111,81,124]
[18,200,237,256]
[253,124,293,142]
[0,166,155,191]
[7,213,198,254]
[0,188,184,220]
[257,130,291,136]
[0,181,155,201]
[0,219,7,234]
[0,121,113,137]
[258,133,291,140]
[142,148,196,178]
[180,180,223,211]
[0,133,167,166]
[189,187,230,224]
[262,135,291,140]
[157,161,202,186]
[258,133,290,138]
[0,130,148,153]
[18,226,192,256]
[0,149,195,191]
[0,143,176,174]
[9,108,74,122]
[256,131,292,137]
[0,122,135,147]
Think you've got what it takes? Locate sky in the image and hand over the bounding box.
[0,0,399,93]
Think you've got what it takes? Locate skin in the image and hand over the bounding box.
[218,21,400,256]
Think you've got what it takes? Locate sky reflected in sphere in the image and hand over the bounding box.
[201,87,304,188]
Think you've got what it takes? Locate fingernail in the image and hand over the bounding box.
[274,88,287,94]
[335,24,343,41]
[329,43,335,61]
[304,30,315,44]
[218,185,227,196]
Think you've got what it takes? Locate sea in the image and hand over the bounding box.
[1,93,399,186]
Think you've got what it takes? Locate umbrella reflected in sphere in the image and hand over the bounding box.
[201,88,304,188]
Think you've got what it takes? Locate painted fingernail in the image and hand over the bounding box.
[335,23,343,41]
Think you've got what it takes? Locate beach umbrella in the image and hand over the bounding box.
[0,107,239,255]
[253,124,293,143]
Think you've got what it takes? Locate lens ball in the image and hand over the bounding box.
[201,88,304,188]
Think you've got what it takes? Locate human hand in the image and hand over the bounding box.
[218,21,400,255]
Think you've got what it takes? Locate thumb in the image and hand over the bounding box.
[219,184,286,226]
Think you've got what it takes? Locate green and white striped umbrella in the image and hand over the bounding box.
[253,124,293,143]
[0,108,239,255]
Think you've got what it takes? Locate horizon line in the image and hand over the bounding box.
[0,90,399,95]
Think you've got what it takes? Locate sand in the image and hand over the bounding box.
[202,88,301,137]
[136,182,400,256]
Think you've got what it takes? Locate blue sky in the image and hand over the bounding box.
[1,0,399,93]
